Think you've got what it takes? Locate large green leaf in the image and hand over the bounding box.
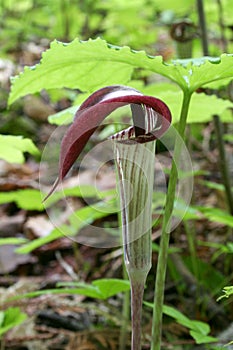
[9,38,233,105]
[172,56,233,91]
[0,135,40,163]
[9,39,134,104]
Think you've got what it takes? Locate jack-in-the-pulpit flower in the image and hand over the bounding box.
[44,85,171,350]
[44,85,171,199]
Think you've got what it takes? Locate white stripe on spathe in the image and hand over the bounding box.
[101,88,142,102]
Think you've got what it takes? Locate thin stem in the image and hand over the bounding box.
[0,337,5,350]
[151,91,192,350]
[183,220,199,280]
[196,0,209,55]
[60,0,70,41]
[131,280,145,350]
[213,115,233,215]
[198,0,232,214]
[119,259,130,350]
[216,0,228,52]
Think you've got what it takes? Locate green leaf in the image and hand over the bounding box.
[173,200,201,221]
[0,312,4,328]
[48,105,77,125]
[0,186,111,211]
[16,200,118,253]
[58,279,130,299]
[145,302,218,344]
[200,180,227,192]
[162,305,210,335]
[187,93,232,123]
[9,38,233,105]
[0,238,28,246]
[197,206,233,227]
[217,286,233,301]
[0,189,44,211]
[93,278,130,299]
[9,38,134,104]
[15,228,65,254]
[154,0,193,13]
[224,134,233,142]
[0,307,27,337]
[175,55,233,90]
[197,240,233,264]
[203,77,233,89]
[169,92,232,124]
[56,282,103,299]
[0,135,40,163]
[162,304,193,327]
[183,256,225,294]
[92,83,233,127]
[7,288,92,300]
[139,83,233,123]
[190,330,218,344]
[8,279,130,301]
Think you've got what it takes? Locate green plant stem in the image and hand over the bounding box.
[60,0,70,41]
[216,0,228,52]
[213,115,233,215]
[183,220,199,280]
[197,0,232,216]
[196,0,209,56]
[0,338,4,350]
[151,91,192,350]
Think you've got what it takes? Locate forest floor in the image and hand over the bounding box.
[0,41,233,350]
